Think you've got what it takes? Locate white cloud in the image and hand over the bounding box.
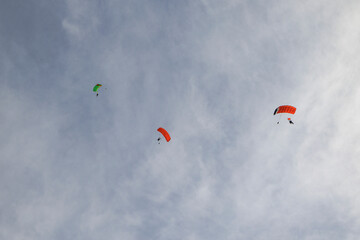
[62,0,100,42]
[2,0,360,239]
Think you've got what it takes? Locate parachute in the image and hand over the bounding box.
[157,128,171,142]
[273,105,296,115]
[274,105,296,124]
[93,84,102,92]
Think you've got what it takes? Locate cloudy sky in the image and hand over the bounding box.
[1,0,360,239]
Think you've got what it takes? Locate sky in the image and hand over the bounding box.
[1,0,360,239]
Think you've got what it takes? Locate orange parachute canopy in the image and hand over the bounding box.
[273,105,296,115]
[157,128,171,142]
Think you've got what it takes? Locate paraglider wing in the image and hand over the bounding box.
[93,84,102,92]
[273,105,296,115]
[157,128,171,142]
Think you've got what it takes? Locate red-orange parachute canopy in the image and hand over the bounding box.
[157,128,171,142]
[273,105,296,115]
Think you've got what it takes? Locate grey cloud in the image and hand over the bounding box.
[1,1,360,240]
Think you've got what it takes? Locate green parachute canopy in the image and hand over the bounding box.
[93,84,102,92]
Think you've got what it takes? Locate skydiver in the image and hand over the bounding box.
[289,120,294,124]
[157,137,161,144]
[96,93,99,97]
